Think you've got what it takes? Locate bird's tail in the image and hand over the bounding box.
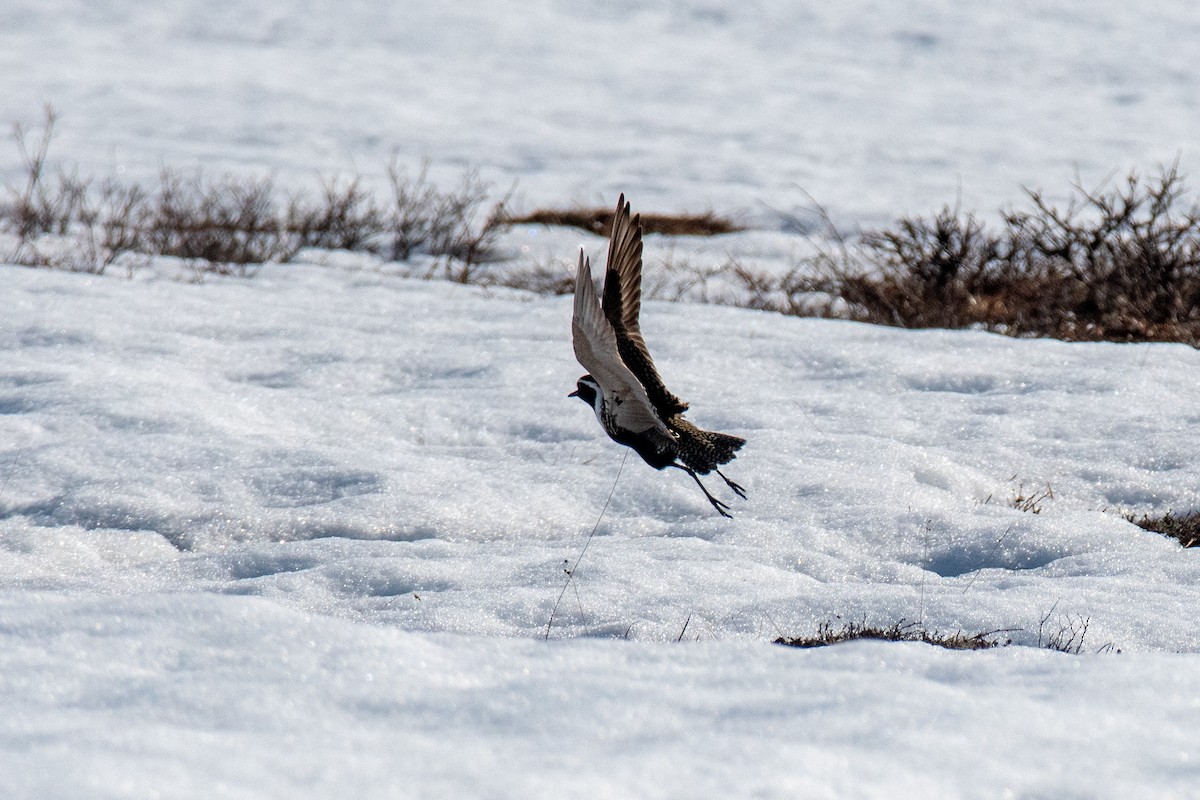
[705,430,746,467]
[673,418,745,473]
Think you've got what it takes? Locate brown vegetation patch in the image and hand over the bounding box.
[1127,509,1200,548]
[775,619,1010,651]
[505,206,740,237]
[782,164,1200,344]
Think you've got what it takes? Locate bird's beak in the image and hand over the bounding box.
[567,390,579,398]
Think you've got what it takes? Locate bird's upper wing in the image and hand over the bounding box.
[572,250,671,436]
[602,194,689,416]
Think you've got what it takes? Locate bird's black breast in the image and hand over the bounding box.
[609,426,677,470]
[598,403,676,469]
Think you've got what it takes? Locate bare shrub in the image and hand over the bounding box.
[67,179,152,273]
[1036,608,1092,654]
[498,260,577,295]
[839,205,1009,329]
[144,171,294,266]
[810,165,1200,343]
[386,158,436,261]
[1005,164,1200,338]
[711,197,863,317]
[2,109,151,273]
[386,160,512,268]
[288,176,384,252]
[1,107,512,276]
[729,263,781,310]
[430,170,512,269]
[983,478,1055,514]
[5,104,74,238]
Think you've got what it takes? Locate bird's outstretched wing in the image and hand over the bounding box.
[602,194,689,417]
[572,251,670,436]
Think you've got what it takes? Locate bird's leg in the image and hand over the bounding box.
[670,464,733,519]
[715,468,747,500]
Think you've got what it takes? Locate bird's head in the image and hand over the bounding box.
[569,375,601,411]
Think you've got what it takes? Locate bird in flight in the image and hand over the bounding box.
[569,194,746,517]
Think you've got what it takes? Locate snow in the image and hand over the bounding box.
[3,595,1197,799]
[4,1,1200,797]
[3,1,1199,225]
[5,264,1200,797]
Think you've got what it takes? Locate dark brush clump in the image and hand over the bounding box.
[775,619,1010,651]
[504,206,740,237]
[778,163,1200,343]
[0,105,511,275]
[1126,509,1200,548]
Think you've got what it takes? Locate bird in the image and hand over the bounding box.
[569,194,746,517]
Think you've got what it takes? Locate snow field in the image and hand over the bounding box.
[5,0,1200,796]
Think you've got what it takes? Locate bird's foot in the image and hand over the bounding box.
[676,464,735,519]
[716,469,747,500]
[708,495,733,519]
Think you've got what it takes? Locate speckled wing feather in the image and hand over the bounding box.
[602,194,689,417]
[572,251,670,436]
